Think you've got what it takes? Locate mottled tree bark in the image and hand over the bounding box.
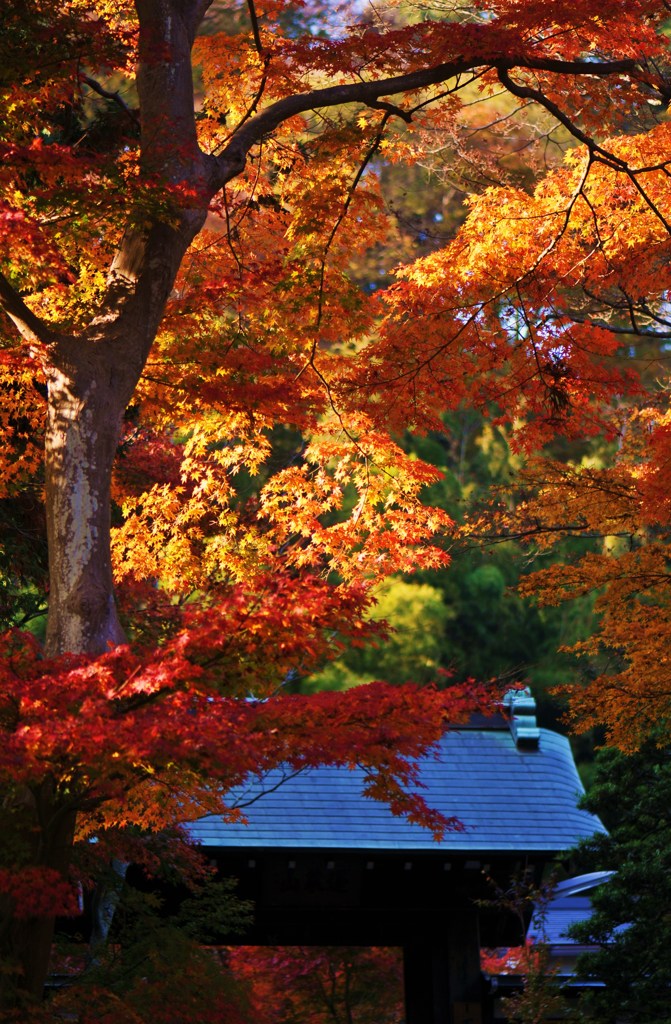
[44,351,128,655]
[43,214,208,656]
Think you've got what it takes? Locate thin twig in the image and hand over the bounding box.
[246,0,264,56]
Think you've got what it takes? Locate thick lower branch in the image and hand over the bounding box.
[0,273,56,347]
[212,56,637,188]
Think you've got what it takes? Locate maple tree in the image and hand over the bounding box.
[446,78,671,748]
[2,0,671,1011]
[228,945,404,1024]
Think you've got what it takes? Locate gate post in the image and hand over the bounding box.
[403,910,484,1024]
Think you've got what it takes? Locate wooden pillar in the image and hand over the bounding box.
[403,943,450,1024]
[403,911,484,1024]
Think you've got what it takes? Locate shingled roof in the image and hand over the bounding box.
[528,872,617,951]
[189,695,604,855]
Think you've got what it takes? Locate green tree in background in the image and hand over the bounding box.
[570,743,671,1024]
[305,576,453,690]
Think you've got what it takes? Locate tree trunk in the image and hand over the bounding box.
[1,782,77,1007]
[44,345,129,656]
[1,1,216,1005]
[44,212,207,657]
[10,212,207,1002]
[1,343,130,1006]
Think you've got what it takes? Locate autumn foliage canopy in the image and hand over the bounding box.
[2,0,671,1010]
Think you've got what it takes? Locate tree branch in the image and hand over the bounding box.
[496,67,629,169]
[498,67,671,237]
[211,56,637,188]
[247,0,263,56]
[0,273,56,346]
[366,98,413,122]
[80,74,140,127]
